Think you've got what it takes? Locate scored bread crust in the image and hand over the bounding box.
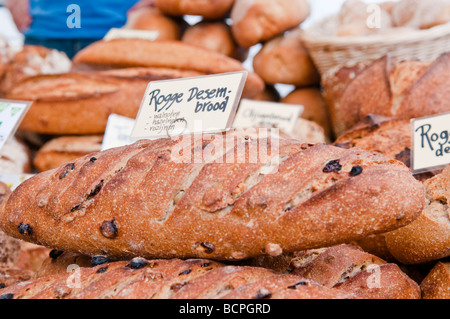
[0,133,425,261]
[71,39,264,99]
[0,257,354,299]
[385,166,450,265]
[322,53,450,137]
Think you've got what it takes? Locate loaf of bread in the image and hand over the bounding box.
[420,261,450,299]
[6,67,203,135]
[385,166,450,265]
[391,0,450,30]
[0,182,19,268]
[0,257,355,299]
[322,53,450,137]
[0,131,425,261]
[71,39,264,99]
[33,135,103,172]
[252,29,320,87]
[289,244,421,299]
[230,0,310,48]
[181,21,240,60]
[281,87,332,139]
[155,0,235,20]
[0,45,71,95]
[124,6,182,41]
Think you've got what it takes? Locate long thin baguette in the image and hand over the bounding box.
[71,39,265,98]
[0,132,425,261]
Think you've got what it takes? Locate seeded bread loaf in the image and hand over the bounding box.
[420,261,450,299]
[322,53,450,137]
[0,131,425,261]
[71,39,264,99]
[33,135,103,172]
[385,166,450,265]
[6,67,203,135]
[0,257,353,299]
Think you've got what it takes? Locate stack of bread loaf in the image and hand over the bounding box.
[0,0,449,300]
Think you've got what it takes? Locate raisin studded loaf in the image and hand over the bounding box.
[322,53,450,137]
[0,257,354,299]
[0,132,425,261]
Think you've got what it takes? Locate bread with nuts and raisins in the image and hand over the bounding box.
[0,131,425,261]
[0,257,355,299]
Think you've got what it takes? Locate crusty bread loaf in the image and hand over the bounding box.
[289,244,421,299]
[0,183,19,268]
[6,67,203,135]
[36,250,92,279]
[181,21,239,59]
[0,45,71,95]
[281,87,332,139]
[71,39,264,99]
[385,166,450,265]
[0,136,32,174]
[33,135,103,172]
[0,268,33,289]
[124,6,181,41]
[0,257,354,299]
[0,131,425,261]
[155,0,235,20]
[420,261,450,299]
[252,29,320,87]
[322,53,450,137]
[230,0,310,48]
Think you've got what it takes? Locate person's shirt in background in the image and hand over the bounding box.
[22,0,139,58]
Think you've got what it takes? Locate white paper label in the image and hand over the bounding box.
[0,99,32,151]
[411,112,450,174]
[233,99,304,133]
[104,28,160,41]
[130,71,247,140]
[0,172,34,190]
[102,114,138,151]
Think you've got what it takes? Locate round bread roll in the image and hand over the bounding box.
[281,87,332,139]
[230,0,310,48]
[252,29,320,87]
[124,6,182,40]
[420,261,450,299]
[0,136,32,174]
[33,135,103,172]
[182,21,238,59]
[251,85,280,102]
[154,0,235,20]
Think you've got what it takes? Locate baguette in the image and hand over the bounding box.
[0,257,353,299]
[385,166,450,264]
[71,39,264,99]
[0,131,425,261]
[6,67,203,135]
[322,53,450,137]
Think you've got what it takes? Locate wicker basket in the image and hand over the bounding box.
[301,20,450,76]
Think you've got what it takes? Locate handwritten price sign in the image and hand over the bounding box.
[0,100,32,151]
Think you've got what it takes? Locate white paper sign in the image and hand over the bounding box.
[102,114,138,151]
[0,99,32,151]
[130,71,247,140]
[104,28,160,41]
[411,112,450,174]
[0,172,34,191]
[233,99,304,133]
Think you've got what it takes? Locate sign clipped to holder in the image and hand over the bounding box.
[130,71,247,140]
[233,99,304,133]
[0,99,32,151]
[411,112,450,174]
[0,172,34,191]
[103,28,160,41]
[102,114,138,151]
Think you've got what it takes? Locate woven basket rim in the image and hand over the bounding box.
[302,21,450,46]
